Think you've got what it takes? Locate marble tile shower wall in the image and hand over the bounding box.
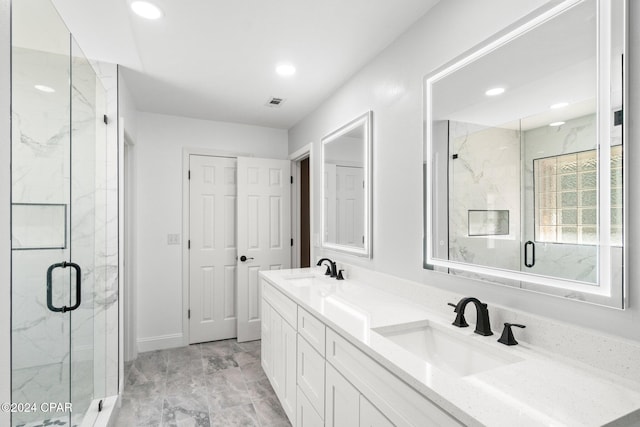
[11,46,119,422]
[12,47,76,371]
[447,121,521,275]
[444,115,622,292]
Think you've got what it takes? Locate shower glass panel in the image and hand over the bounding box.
[11,0,107,425]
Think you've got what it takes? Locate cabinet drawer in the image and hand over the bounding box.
[326,329,462,427]
[297,335,325,417]
[297,386,323,427]
[262,279,297,327]
[298,306,326,356]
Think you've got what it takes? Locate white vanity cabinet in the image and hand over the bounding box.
[261,277,462,427]
[326,330,462,427]
[325,363,360,427]
[297,307,326,421]
[297,386,324,427]
[360,396,393,427]
[262,281,297,425]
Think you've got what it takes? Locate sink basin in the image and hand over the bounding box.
[372,320,522,376]
[286,277,321,287]
[283,273,328,287]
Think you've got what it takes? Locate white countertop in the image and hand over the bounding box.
[260,267,640,427]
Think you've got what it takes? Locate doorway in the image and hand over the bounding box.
[290,144,313,269]
[185,153,291,344]
[300,157,311,267]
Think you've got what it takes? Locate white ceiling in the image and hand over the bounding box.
[430,0,608,131]
[50,0,440,129]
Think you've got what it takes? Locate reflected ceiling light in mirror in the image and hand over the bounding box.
[276,63,296,77]
[34,85,55,93]
[549,121,565,127]
[485,87,505,96]
[131,1,163,20]
[550,102,569,109]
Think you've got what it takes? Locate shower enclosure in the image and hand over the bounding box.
[11,0,117,425]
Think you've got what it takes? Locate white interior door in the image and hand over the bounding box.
[189,155,238,344]
[237,157,291,342]
[324,163,337,243]
[336,166,364,246]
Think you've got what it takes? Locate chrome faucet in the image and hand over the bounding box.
[447,297,493,336]
[316,258,337,278]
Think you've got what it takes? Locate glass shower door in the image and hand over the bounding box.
[69,38,107,426]
[11,0,107,425]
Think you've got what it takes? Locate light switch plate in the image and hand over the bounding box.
[167,234,180,245]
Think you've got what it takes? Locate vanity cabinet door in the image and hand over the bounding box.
[261,299,273,379]
[280,319,297,423]
[297,386,324,427]
[326,363,359,427]
[298,334,325,416]
[360,396,393,427]
[264,299,297,425]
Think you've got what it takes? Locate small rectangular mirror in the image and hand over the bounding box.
[321,111,372,257]
[424,0,626,308]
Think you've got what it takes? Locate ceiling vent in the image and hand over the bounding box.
[266,97,285,108]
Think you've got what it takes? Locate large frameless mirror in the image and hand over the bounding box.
[424,0,626,308]
[321,111,372,257]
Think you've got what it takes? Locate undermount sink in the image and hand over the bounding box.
[283,273,328,287]
[372,320,523,377]
[286,277,321,287]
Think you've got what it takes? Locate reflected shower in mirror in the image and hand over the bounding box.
[424,0,626,307]
[322,111,372,257]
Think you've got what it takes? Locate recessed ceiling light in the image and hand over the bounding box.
[550,102,569,109]
[34,85,55,93]
[276,63,296,77]
[485,87,505,96]
[131,1,163,20]
[549,121,565,127]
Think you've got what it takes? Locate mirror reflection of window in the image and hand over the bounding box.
[534,144,622,246]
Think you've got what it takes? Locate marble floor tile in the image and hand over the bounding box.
[199,339,237,357]
[165,375,209,397]
[234,340,261,354]
[114,338,289,427]
[207,367,248,394]
[118,392,164,426]
[239,361,268,383]
[162,392,210,427]
[203,354,239,374]
[209,403,260,427]
[233,350,260,367]
[252,395,292,427]
[245,378,277,401]
[207,385,254,412]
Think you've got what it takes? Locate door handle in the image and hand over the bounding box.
[46,261,82,313]
[524,241,535,268]
[239,255,254,262]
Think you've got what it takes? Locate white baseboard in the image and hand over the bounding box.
[137,333,184,353]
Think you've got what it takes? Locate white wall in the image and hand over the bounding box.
[0,0,11,424]
[134,112,288,350]
[289,0,640,342]
[118,71,138,141]
[118,68,139,366]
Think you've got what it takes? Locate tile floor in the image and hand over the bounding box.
[115,339,291,427]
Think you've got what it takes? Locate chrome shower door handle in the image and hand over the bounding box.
[46,261,82,313]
